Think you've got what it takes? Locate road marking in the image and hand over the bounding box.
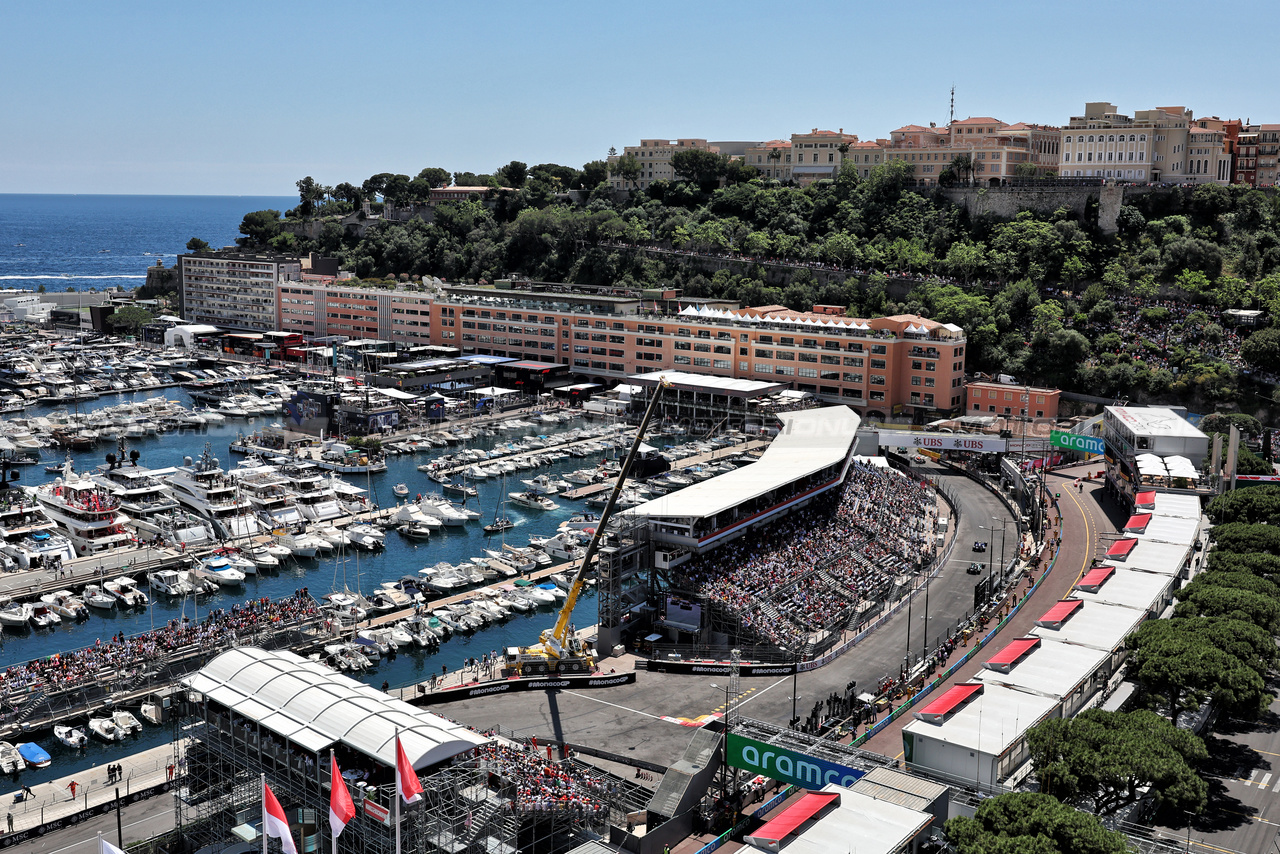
[560,691,665,721]
[1257,749,1280,758]
[1247,769,1261,787]
[47,814,171,854]
[1261,773,1272,789]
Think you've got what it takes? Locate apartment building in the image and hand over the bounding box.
[743,134,886,183]
[606,139,721,191]
[1059,102,1229,184]
[787,128,861,185]
[276,283,434,344]
[179,251,301,333]
[423,282,967,420]
[883,117,1060,186]
[743,140,793,181]
[1252,125,1280,186]
[967,381,1061,420]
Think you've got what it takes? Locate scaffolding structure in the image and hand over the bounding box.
[174,697,648,854]
[595,513,652,652]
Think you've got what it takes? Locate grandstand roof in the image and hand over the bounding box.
[1031,600,1147,652]
[1151,493,1203,519]
[902,683,1057,756]
[626,369,787,398]
[183,647,487,769]
[1103,538,1190,576]
[624,406,859,522]
[1134,515,1199,549]
[1072,566,1174,612]
[975,639,1111,700]
[1076,565,1115,591]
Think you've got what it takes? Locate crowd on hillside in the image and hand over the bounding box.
[672,460,937,650]
[476,740,612,820]
[1078,294,1249,374]
[0,591,319,701]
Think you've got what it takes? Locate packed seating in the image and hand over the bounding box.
[673,461,936,650]
[0,591,319,699]
[476,740,610,819]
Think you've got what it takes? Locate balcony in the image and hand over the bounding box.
[910,347,940,359]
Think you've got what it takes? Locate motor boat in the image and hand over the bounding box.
[323,643,373,672]
[83,584,117,609]
[201,559,246,587]
[0,742,25,774]
[354,629,391,657]
[275,531,323,558]
[263,542,293,561]
[148,569,194,596]
[397,522,432,541]
[369,587,413,613]
[41,590,88,620]
[315,526,350,549]
[346,523,385,550]
[483,517,514,536]
[54,725,87,749]
[496,587,533,613]
[88,717,120,741]
[17,742,51,769]
[521,474,561,495]
[243,545,279,570]
[514,581,556,605]
[0,602,33,628]
[104,576,149,607]
[29,604,62,628]
[509,491,560,511]
[392,483,409,497]
[538,581,567,602]
[111,710,143,736]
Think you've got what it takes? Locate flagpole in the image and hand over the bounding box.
[262,773,268,854]
[394,731,401,854]
[97,832,103,854]
[330,749,338,854]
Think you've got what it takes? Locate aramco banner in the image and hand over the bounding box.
[877,430,1006,453]
[1049,429,1105,455]
[726,732,864,789]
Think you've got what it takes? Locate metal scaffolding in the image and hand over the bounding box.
[174,698,646,854]
[595,514,652,652]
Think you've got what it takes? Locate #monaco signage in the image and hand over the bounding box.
[1050,429,1105,455]
[877,430,1006,453]
[726,733,864,789]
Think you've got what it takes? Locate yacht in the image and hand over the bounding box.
[147,569,193,596]
[417,496,475,527]
[282,463,346,523]
[161,445,265,539]
[509,491,560,511]
[128,508,215,549]
[227,465,305,527]
[90,458,180,524]
[29,463,132,557]
[41,589,88,620]
[274,531,324,558]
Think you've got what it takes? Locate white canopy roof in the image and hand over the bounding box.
[183,647,487,768]
[624,406,859,522]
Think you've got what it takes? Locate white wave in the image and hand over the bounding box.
[0,275,147,280]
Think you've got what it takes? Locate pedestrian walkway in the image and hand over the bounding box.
[1,740,185,838]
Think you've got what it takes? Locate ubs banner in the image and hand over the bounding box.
[877,430,1007,453]
[726,732,864,789]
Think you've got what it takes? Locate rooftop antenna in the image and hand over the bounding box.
[949,85,955,128]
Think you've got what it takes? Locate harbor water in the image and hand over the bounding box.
[0,387,640,787]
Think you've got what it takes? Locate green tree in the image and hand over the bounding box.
[612,155,641,190]
[415,167,451,189]
[946,153,974,186]
[1212,521,1280,554]
[1206,485,1280,525]
[1241,327,1280,371]
[945,793,1128,854]
[333,182,363,206]
[1126,616,1275,723]
[106,305,155,337]
[295,176,323,218]
[670,149,727,191]
[185,237,211,253]
[1028,709,1208,816]
[237,210,283,247]
[1199,412,1262,438]
[577,160,609,189]
[945,241,987,283]
[496,160,529,188]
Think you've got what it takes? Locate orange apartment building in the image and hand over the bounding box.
[966,380,1061,420]
[885,117,1061,186]
[277,281,969,420]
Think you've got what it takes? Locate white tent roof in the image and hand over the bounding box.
[624,406,859,522]
[182,647,487,768]
[470,386,520,397]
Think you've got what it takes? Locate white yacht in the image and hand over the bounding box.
[282,463,346,523]
[228,465,305,527]
[161,445,265,539]
[147,569,193,596]
[30,472,133,557]
[509,491,560,512]
[417,496,475,527]
[90,460,180,524]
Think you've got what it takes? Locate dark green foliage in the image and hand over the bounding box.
[1210,521,1280,554]
[1206,485,1280,525]
[945,793,1129,854]
[1027,709,1208,816]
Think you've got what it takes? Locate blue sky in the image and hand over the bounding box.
[5,0,1277,196]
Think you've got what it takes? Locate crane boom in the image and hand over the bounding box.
[508,379,669,674]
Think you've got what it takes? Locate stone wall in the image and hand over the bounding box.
[939,185,1121,235]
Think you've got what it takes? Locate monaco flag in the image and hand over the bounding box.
[396,735,424,804]
[329,755,356,838]
[263,780,298,854]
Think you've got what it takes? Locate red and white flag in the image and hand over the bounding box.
[329,755,356,838]
[263,780,298,854]
[396,735,423,804]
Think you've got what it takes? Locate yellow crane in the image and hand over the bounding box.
[506,379,670,676]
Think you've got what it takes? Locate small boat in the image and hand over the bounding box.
[148,569,193,596]
[104,576,149,608]
[0,602,33,628]
[204,549,257,575]
[111,710,143,737]
[0,742,25,774]
[83,584,117,609]
[54,725,88,749]
[483,517,515,536]
[397,522,433,540]
[41,590,88,620]
[244,545,279,570]
[16,742,51,769]
[29,604,61,628]
[443,481,479,498]
[88,716,120,741]
[509,491,560,511]
[393,483,410,497]
[201,560,246,586]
